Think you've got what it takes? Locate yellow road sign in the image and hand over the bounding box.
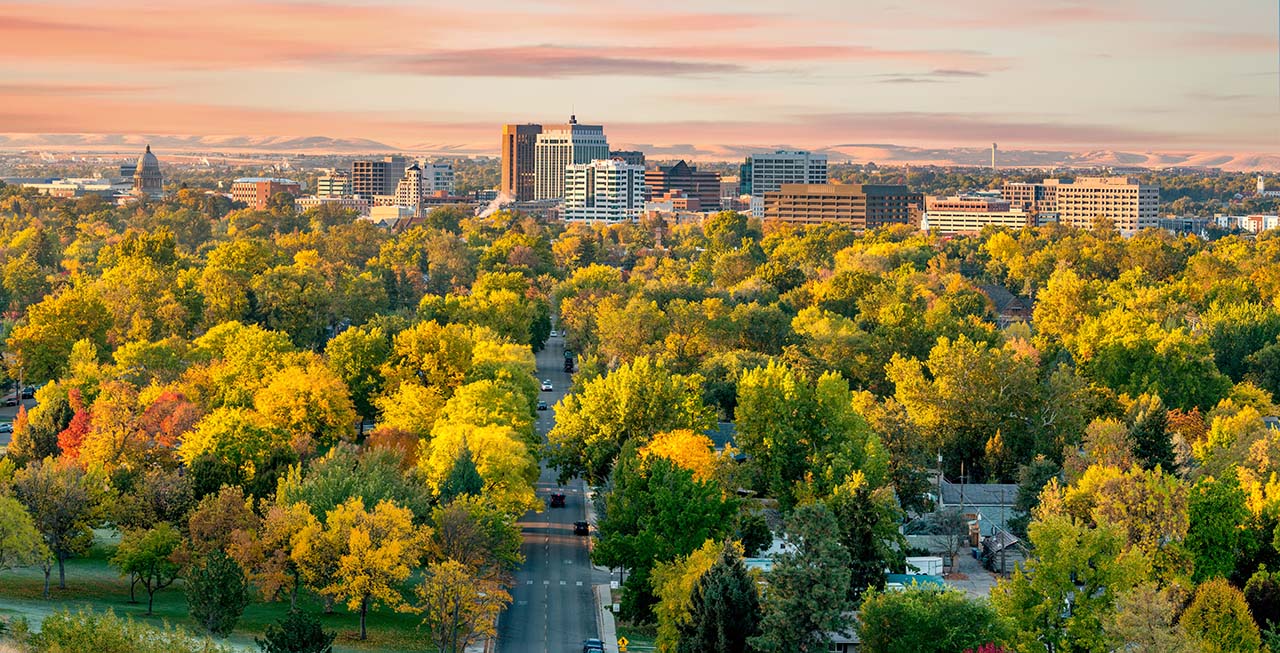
[618,636,629,651]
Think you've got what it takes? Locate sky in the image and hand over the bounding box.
[1,0,1278,155]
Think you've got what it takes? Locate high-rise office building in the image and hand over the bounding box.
[394,164,424,214]
[1053,177,1159,232]
[610,150,646,167]
[352,155,407,198]
[501,124,542,201]
[535,116,610,200]
[420,162,455,194]
[562,159,646,222]
[921,195,1032,235]
[645,161,721,211]
[762,184,920,231]
[1001,180,1059,214]
[741,151,828,217]
[316,170,352,198]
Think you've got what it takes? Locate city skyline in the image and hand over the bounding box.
[0,0,1277,158]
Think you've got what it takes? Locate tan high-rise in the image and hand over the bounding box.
[501,124,542,202]
[1054,177,1158,232]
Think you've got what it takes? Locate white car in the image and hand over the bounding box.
[549,329,559,337]
[0,422,13,434]
[541,379,553,392]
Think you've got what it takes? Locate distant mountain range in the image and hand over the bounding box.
[2,133,1278,171]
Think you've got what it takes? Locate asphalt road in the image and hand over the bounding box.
[496,334,603,653]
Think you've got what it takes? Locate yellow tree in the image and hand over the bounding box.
[421,423,540,515]
[375,384,445,439]
[639,430,720,483]
[253,360,357,457]
[415,558,510,653]
[301,498,425,640]
[652,539,722,653]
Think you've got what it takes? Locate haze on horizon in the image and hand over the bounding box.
[1,0,1278,155]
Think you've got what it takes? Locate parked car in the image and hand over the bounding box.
[549,329,559,337]
[0,422,13,434]
[573,521,590,536]
[2,393,19,407]
[583,639,605,653]
[537,400,548,411]
[549,492,566,508]
[20,386,35,399]
[541,379,553,391]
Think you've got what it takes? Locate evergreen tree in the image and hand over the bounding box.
[186,550,251,637]
[1127,394,1173,471]
[677,544,760,653]
[438,444,484,502]
[751,503,852,653]
[256,609,336,653]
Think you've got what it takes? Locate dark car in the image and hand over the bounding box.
[573,520,590,536]
[20,386,34,399]
[549,492,566,508]
[537,400,548,411]
[583,639,605,653]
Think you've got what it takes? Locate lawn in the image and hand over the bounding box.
[0,531,428,652]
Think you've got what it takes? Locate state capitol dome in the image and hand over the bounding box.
[132,144,164,199]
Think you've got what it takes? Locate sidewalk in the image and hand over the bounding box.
[595,584,619,653]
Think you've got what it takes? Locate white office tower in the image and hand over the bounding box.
[562,159,647,222]
[743,150,828,217]
[535,116,610,200]
[421,162,455,194]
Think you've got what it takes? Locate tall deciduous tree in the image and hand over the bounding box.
[1186,474,1250,582]
[547,356,714,484]
[415,558,510,653]
[991,515,1148,653]
[857,586,1006,653]
[1180,578,1263,653]
[1103,583,1202,653]
[0,495,49,573]
[111,522,182,615]
[752,503,852,653]
[12,457,106,589]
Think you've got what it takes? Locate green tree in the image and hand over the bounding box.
[255,609,335,653]
[1126,393,1174,471]
[676,543,761,653]
[826,474,906,602]
[324,325,389,422]
[751,503,852,653]
[991,515,1148,653]
[12,457,106,590]
[111,523,182,615]
[857,586,1007,653]
[548,356,715,484]
[186,550,251,637]
[1186,474,1250,582]
[438,445,484,503]
[1180,577,1263,653]
[276,445,433,525]
[594,449,736,622]
[1244,567,1280,635]
[6,285,111,383]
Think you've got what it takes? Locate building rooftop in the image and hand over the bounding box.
[233,177,300,184]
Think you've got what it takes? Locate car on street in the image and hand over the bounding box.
[0,422,12,434]
[549,329,559,337]
[573,520,590,536]
[537,400,548,411]
[20,386,35,399]
[549,492,566,508]
[541,379,553,391]
[583,639,605,653]
[2,393,19,407]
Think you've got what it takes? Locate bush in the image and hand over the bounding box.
[255,610,336,653]
[33,609,231,653]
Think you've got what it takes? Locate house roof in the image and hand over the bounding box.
[978,284,1028,314]
[940,480,1018,506]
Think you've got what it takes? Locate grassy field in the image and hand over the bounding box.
[0,531,427,652]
